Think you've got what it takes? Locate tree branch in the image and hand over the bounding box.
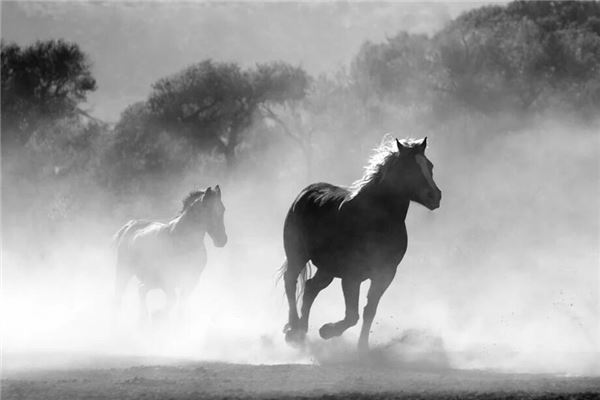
[76,107,105,125]
[260,104,303,147]
[180,98,219,124]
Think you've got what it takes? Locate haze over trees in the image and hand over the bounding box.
[350,1,600,117]
[102,61,309,193]
[2,0,599,240]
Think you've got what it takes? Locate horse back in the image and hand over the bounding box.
[287,182,346,229]
[284,182,407,278]
[114,219,156,245]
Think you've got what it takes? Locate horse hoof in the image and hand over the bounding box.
[319,323,338,340]
[285,328,306,345]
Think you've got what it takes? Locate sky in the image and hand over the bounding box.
[1,1,486,122]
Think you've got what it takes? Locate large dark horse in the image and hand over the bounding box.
[114,186,227,319]
[281,137,441,352]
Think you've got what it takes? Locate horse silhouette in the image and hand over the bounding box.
[281,137,441,352]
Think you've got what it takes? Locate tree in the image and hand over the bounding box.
[104,101,197,191]
[435,1,600,113]
[1,39,97,148]
[351,32,435,105]
[145,60,309,169]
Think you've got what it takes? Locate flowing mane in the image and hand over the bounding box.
[181,190,204,213]
[348,136,422,199]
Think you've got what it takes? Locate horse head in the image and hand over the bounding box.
[389,137,441,210]
[202,185,228,247]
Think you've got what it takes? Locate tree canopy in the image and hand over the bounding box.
[111,59,309,178]
[435,1,600,112]
[1,39,97,148]
[348,1,600,115]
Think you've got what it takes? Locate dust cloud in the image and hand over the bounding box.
[2,114,598,376]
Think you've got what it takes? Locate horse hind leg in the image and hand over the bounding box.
[282,258,308,344]
[299,269,333,333]
[319,278,360,340]
[114,259,132,310]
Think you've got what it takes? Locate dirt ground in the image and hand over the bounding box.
[2,354,600,400]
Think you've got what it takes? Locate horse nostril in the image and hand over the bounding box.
[425,189,441,206]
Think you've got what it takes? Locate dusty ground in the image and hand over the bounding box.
[2,354,600,400]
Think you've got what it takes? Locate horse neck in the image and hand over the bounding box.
[348,181,410,221]
[170,209,207,239]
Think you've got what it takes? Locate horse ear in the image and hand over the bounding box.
[395,138,402,151]
[205,186,213,198]
[396,138,410,155]
[418,137,427,153]
[214,185,221,198]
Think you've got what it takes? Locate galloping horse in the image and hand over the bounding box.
[281,137,441,352]
[114,186,227,319]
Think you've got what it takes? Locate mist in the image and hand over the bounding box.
[2,0,599,380]
[3,114,598,376]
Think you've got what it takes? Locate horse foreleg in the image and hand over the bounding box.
[138,283,149,324]
[358,271,395,353]
[319,278,360,340]
[299,269,333,332]
[165,287,176,316]
[153,287,176,322]
[176,287,191,323]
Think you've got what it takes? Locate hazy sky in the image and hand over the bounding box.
[2,1,484,121]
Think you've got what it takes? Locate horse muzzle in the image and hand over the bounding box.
[212,234,228,248]
[421,188,441,210]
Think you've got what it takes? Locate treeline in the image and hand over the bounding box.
[2,1,600,238]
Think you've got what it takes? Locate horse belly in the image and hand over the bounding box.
[310,238,371,280]
[310,230,407,280]
[131,249,172,289]
[173,249,207,284]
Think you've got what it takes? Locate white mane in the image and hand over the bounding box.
[348,135,423,199]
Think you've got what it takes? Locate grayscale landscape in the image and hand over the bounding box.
[2,1,599,399]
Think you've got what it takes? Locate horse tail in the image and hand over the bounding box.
[297,261,313,302]
[277,259,313,302]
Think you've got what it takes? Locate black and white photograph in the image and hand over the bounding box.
[1,1,599,399]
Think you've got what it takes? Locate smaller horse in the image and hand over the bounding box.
[114,186,227,320]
